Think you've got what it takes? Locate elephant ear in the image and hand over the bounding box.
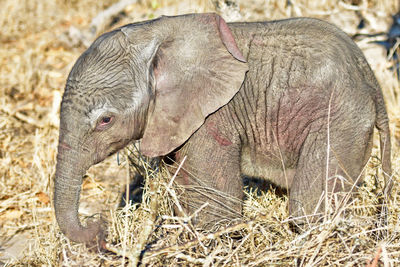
[141,13,248,157]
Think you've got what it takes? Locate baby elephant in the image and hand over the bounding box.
[54,13,392,244]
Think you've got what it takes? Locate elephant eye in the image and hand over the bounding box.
[101,117,112,124]
[96,116,114,130]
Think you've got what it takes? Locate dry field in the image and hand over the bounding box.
[1,0,400,266]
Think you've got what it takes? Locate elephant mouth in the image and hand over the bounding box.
[107,139,126,156]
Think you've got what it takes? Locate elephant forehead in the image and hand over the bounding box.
[60,91,91,114]
[61,92,126,116]
[64,54,146,101]
[67,35,135,87]
[64,67,138,100]
[61,79,144,121]
[69,61,132,88]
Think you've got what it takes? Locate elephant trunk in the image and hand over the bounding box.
[54,141,104,244]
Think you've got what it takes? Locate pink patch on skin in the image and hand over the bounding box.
[180,170,190,185]
[59,141,72,150]
[206,122,233,146]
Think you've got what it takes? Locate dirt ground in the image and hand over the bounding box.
[1,0,400,266]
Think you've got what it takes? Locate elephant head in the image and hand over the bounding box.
[54,13,248,244]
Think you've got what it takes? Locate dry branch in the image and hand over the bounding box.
[89,0,138,37]
[105,176,159,266]
[366,247,383,267]
[145,221,253,258]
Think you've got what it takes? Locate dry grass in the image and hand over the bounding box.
[1,0,400,266]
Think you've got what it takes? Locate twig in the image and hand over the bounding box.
[89,0,138,36]
[174,253,206,264]
[1,106,45,128]
[145,221,253,258]
[366,247,382,267]
[105,175,159,266]
[164,156,187,219]
[65,0,138,47]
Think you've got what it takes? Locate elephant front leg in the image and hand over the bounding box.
[169,123,244,227]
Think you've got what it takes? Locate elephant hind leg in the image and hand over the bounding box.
[289,119,374,229]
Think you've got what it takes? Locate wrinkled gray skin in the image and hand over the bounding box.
[55,13,392,244]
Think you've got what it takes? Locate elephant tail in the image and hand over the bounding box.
[374,85,392,196]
